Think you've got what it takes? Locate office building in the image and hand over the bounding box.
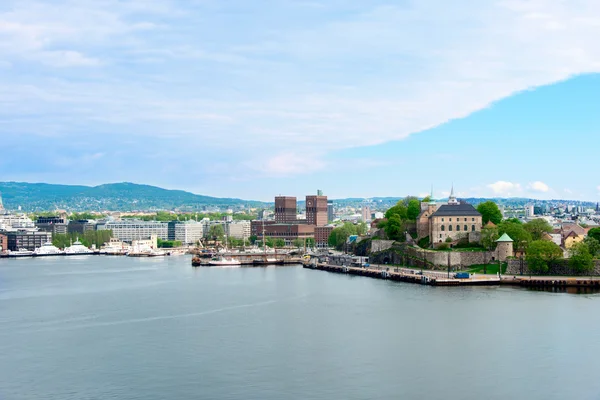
[168,220,204,244]
[226,220,251,240]
[68,220,96,235]
[98,220,168,241]
[0,233,7,252]
[306,192,328,226]
[36,216,68,236]
[275,196,297,223]
[5,231,52,251]
[327,202,334,222]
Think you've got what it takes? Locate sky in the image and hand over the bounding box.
[1,0,600,201]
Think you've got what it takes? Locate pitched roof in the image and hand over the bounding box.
[496,233,513,242]
[485,221,497,228]
[431,202,481,217]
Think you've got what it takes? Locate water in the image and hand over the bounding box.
[1,256,600,400]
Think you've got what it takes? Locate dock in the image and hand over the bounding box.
[192,253,305,267]
[303,263,500,286]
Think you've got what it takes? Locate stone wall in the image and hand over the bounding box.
[506,259,600,276]
[369,244,494,270]
[371,240,395,253]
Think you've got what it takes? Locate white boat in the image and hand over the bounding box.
[208,256,241,266]
[100,238,131,255]
[34,242,65,256]
[65,239,94,255]
[7,248,34,258]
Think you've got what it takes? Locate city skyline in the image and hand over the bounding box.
[1,1,600,201]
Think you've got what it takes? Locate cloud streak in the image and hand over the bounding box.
[2,0,600,181]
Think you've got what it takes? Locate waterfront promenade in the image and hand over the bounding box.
[305,262,600,290]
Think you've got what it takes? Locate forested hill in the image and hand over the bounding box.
[0,182,263,212]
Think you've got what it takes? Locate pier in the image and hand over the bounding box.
[304,262,600,290]
[192,253,305,267]
[303,263,500,286]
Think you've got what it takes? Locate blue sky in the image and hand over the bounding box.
[1,0,599,201]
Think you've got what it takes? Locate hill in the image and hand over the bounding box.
[0,182,263,212]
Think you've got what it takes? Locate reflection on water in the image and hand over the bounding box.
[526,286,600,295]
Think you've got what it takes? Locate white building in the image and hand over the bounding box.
[168,220,204,244]
[98,220,168,241]
[226,220,251,240]
[525,204,535,219]
[0,214,36,232]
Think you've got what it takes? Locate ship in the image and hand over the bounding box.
[208,256,242,267]
[64,239,94,255]
[7,248,35,258]
[34,242,65,256]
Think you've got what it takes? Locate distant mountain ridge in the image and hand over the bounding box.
[0,182,263,212]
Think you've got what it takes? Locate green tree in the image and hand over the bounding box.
[421,196,431,203]
[481,225,499,251]
[293,238,303,248]
[306,237,315,248]
[274,238,285,248]
[499,220,532,253]
[208,224,225,241]
[356,222,368,236]
[526,240,563,274]
[385,214,404,241]
[328,222,358,250]
[569,242,594,274]
[524,218,553,241]
[157,239,182,248]
[583,236,600,258]
[407,199,421,221]
[588,227,600,243]
[385,202,408,220]
[477,201,503,225]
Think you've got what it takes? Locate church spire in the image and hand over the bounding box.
[448,184,459,205]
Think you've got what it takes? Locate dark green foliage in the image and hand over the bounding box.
[208,224,225,240]
[499,220,532,251]
[407,199,421,221]
[52,230,113,249]
[157,239,182,248]
[481,225,499,250]
[328,222,360,250]
[0,182,262,211]
[583,237,600,258]
[437,243,450,251]
[569,242,594,274]
[588,227,600,243]
[417,236,430,248]
[477,201,503,225]
[524,219,553,241]
[274,238,285,248]
[526,240,563,274]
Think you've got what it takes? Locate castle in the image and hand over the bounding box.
[417,187,483,245]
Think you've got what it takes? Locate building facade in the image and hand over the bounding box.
[315,225,334,248]
[327,202,334,222]
[275,196,297,223]
[168,221,204,244]
[0,233,7,252]
[5,231,53,251]
[226,220,251,240]
[306,193,328,226]
[36,216,68,236]
[98,220,168,241]
[68,220,96,235]
[417,188,483,245]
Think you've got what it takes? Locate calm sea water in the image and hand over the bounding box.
[1,256,600,400]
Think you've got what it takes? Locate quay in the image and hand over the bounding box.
[192,253,305,267]
[303,263,500,286]
[304,262,600,289]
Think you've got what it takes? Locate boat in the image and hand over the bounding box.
[208,256,242,267]
[253,257,281,266]
[100,238,131,255]
[64,239,94,255]
[34,242,65,256]
[7,248,35,258]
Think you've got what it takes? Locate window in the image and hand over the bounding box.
[450,218,452,222]
[449,225,453,231]
[441,225,445,231]
[472,225,475,231]
[464,225,468,231]
[442,218,444,222]
[456,225,460,231]
[472,218,475,222]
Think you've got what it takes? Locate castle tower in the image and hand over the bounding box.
[496,233,514,262]
[427,186,437,214]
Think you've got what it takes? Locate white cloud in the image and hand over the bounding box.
[488,181,522,196]
[258,152,327,177]
[2,0,600,176]
[528,181,550,192]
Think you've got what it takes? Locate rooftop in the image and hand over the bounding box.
[431,202,481,217]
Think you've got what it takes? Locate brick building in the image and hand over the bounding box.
[306,192,328,226]
[315,225,334,248]
[274,196,297,223]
